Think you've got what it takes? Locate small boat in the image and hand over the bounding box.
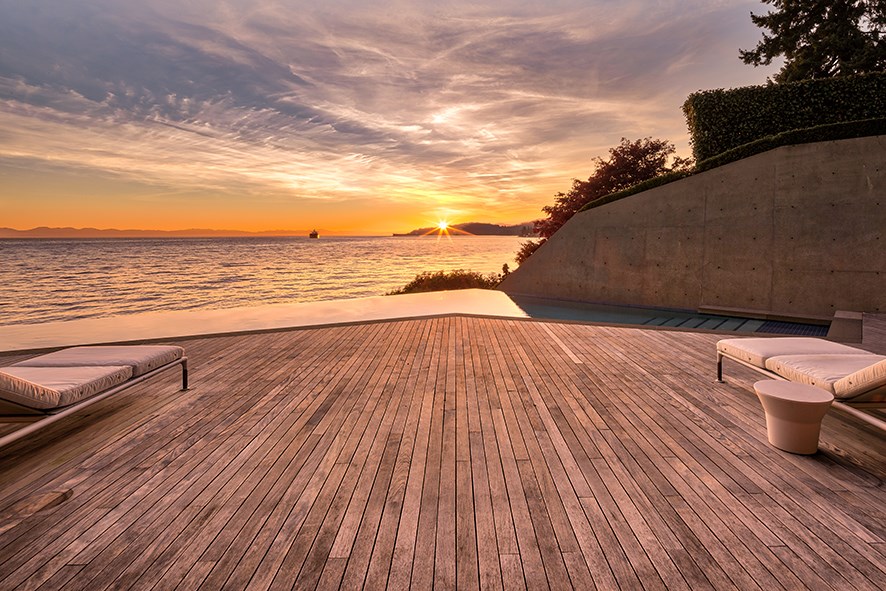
[309,229,319,239]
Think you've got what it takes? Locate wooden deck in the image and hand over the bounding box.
[863,313,886,355]
[0,317,884,590]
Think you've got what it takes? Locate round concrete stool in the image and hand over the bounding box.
[753,380,834,454]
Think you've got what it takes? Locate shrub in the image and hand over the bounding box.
[531,138,691,240]
[515,239,546,264]
[683,72,886,161]
[579,170,693,213]
[387,269,503,295]
[696,117,886,171]
[581,117,886,212]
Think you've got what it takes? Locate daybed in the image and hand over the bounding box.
[0,345,187,449]
[716,337,886,432]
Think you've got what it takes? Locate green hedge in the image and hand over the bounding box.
[581,118,886,212]
[579,170,691,213]
[683,72,886,162]
[696,118,886,171]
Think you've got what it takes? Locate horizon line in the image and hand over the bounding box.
[0,222,534,239]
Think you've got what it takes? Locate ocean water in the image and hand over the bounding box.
[0,236,525,326]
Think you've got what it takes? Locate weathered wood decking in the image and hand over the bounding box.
[863,313,886,355]
[0,317,884,590]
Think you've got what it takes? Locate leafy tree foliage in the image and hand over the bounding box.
[532,138,691,240]
[515,238,546,264]
[740,0,886,83]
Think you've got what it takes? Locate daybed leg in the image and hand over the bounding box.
[181,358,189,391]
[716,352,725,383]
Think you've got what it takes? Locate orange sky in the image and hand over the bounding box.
[0,1,779,235]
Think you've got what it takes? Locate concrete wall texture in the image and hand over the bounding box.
[500,135,886,319]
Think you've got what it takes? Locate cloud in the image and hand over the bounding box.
[0,0,778,229]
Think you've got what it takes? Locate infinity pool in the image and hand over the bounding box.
[0,289,827,352]
[508,295,829,336]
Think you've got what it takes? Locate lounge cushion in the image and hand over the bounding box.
[765,354,886,398]
[834,359,886,402]
[0,365,133,410]
[717,337,866,368]
[14,346,183,377]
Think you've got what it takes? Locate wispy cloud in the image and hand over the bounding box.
[0,0,778,231]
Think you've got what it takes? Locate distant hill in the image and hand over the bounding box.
[394,222,535,237]
[0,227,337,238]
[0,224,537,239]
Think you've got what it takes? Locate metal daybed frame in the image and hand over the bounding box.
[717,350,886,433]
[0,356,188,450]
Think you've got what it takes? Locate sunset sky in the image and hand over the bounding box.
[0,0,779,235]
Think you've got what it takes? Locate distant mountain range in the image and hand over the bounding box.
[394,222,535,237]
[0,223,538,239]
[0,226,336,238]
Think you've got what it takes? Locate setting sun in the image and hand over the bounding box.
[437,221,450,231]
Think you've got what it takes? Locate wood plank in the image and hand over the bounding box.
[433,318,458,591]
[453,318,481,590]
[472,318,521,560]
[97,325,382,590]
[128,327,381,590]
[385,318,440,590]
[0,332,331,589]
[343,320,433,590]
[265,321,417,591]
[177,325,388,591]
[0,316,883,590]
[408,317,447,590]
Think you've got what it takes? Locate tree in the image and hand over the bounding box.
[533,138,691,240]
[740,0,886,83]
[515,137,690,264]
[515,238,545,264]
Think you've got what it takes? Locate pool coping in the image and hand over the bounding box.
[0,289,839,355]
[0,290,527,353]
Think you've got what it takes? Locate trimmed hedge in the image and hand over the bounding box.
[579,170,692,213]
[696,118,886,172]
[683,72,886,162]
[580,118,886,212]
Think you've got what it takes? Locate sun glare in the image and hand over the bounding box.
[418,218,472,239]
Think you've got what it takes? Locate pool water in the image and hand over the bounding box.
[0,289,828,353]
[508,295,829,336]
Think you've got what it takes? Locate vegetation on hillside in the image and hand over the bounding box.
[532,138,692,240]
[576,113,886,216]
[683,72,886,161]
[395,222,533,236]
[387,268,507,295]
[740,0,886,83]
[516,2,886,265]
[516,138,691,263]
[693,117,886,172]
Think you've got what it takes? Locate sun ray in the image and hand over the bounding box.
[414,218,474,239]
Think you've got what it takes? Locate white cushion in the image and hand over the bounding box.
[0,365,133,410]
[765,354,886,398]
[14,345,183,377]
[834,359,886,401]
[717,337,868,368]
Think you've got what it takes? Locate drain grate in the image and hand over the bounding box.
[757,320,829,336]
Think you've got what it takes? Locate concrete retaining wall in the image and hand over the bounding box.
[499,135,886,319]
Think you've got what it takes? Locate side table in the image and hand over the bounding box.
[753,380,834,454]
